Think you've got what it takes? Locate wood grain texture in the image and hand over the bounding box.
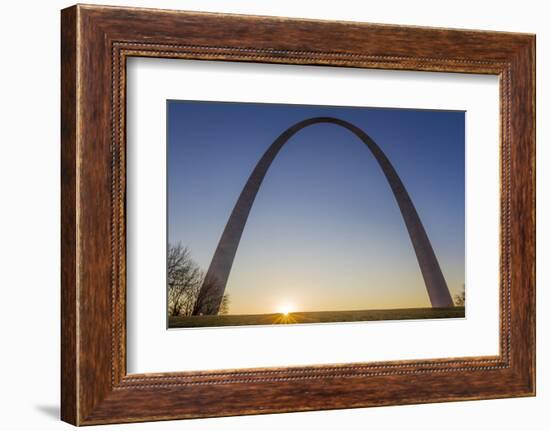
[60,4,536,425]
[60,5,78,425]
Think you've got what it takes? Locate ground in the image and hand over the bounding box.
[168,306,465,328]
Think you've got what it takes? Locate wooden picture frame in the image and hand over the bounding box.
[61,4,535,425]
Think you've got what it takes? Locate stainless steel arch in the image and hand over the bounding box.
[193,117,454,315]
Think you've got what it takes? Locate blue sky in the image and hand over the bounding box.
[167,100,465,314]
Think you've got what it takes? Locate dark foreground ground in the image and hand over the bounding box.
[169,306,465,328]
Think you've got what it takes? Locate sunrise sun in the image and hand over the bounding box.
[278,304,294,316]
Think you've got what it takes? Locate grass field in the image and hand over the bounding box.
[168,306,465,328]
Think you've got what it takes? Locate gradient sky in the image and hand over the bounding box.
[167,100,465,315]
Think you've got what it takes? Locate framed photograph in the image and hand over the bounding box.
[61,4,535,425]
[165,100,467,330]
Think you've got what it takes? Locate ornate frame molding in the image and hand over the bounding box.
[61,5,535,425]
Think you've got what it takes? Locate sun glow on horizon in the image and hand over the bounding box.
[278,304,295,316]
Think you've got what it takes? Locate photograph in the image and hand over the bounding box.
[167,100,466,328]
[43,1,536,426]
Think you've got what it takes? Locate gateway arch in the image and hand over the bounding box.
[193,117,453,315]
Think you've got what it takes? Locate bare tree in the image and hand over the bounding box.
[453,284,465,307]
[219,294,230,315]
[167,243,203,317]
[192,275,222,315]
[167,244,232,317]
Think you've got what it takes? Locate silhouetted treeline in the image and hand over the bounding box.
[453,284,465,307]
[167,243,230,317]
